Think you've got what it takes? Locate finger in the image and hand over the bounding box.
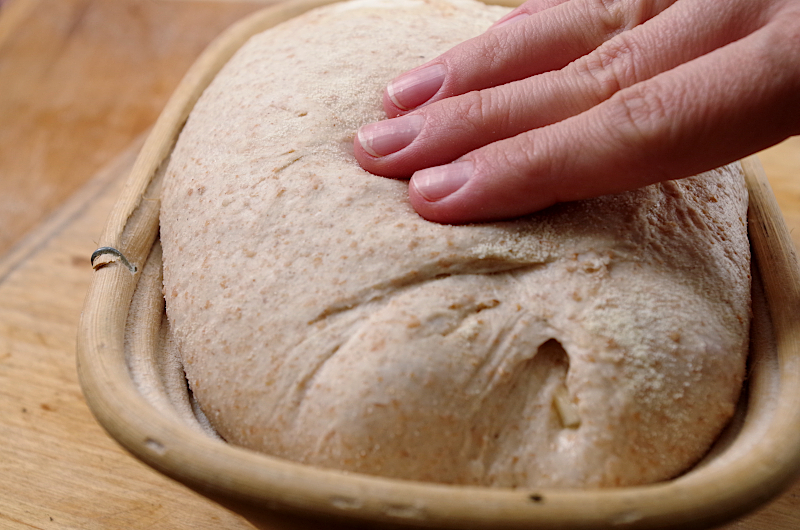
[357,0,763,178]
[384,0,677,117]
[407,17,800,223]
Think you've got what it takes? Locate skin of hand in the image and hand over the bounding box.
[354,0,800,224]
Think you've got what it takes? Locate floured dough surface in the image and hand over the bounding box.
[160,0,751,488]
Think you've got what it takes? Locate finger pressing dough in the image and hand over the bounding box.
[160,0,751,488]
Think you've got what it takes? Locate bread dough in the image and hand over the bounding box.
[160,0,751,488]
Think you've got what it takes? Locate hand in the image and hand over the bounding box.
[354,0,800,224]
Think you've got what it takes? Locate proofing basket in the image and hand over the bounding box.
[77,1,800,528]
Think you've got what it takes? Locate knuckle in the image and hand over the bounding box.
[605,82,674,149]
[473,29,514,73]
[573,33,639,102]
[449,89,502,135]
[588,0,626,37]
[587,0,668,38]
[439,28,510,89]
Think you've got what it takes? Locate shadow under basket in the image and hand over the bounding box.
[76,1,800,528]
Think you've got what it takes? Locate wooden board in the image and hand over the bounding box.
[758,138,800,254]
[1,0,799,527]
[0,0,276,257]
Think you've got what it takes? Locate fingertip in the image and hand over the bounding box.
[408,152,560,224]
[407,178,457,224]
[382,63,447,116]
[353,131,374,168]
[382,90,406,118]
[411,162,473,202]
[407,163,469,224]
[353,125,419,179]
[405,162,490,224]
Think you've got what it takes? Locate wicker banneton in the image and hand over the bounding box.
[76,1,800,528]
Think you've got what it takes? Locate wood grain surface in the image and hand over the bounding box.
[0,0,799,528]
[0,0,273,256]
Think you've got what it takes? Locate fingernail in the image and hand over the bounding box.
[491,12,529,29]
[358,114,425,157]
[387,63,447,111]
[412,161,473,201]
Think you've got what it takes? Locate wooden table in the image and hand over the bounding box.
[1,1,799,528]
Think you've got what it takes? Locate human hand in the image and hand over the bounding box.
[354,0,800,224]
